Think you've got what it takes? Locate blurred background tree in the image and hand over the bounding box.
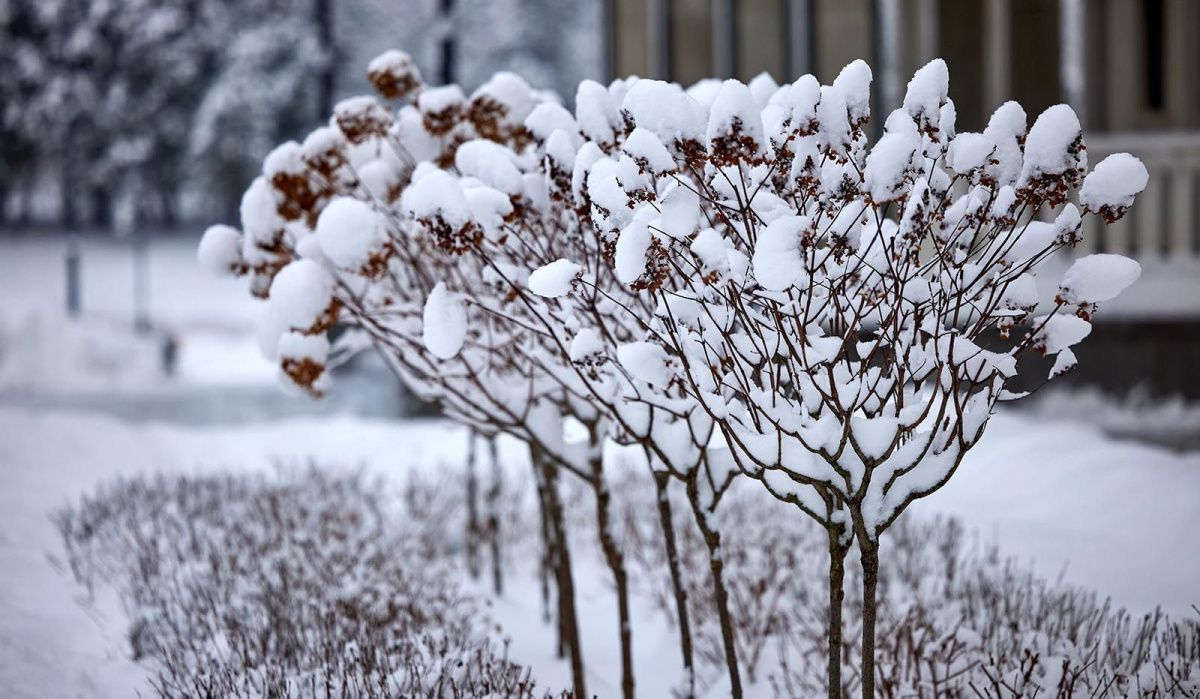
[0,0,602,231]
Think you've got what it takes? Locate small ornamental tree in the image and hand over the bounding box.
[202,51,1147,699]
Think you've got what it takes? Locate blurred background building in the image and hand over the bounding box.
[1,0,1197,402]
[602,0,1200,398]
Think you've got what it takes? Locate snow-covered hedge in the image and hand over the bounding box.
[55,470,546,699]
[201,50,1152,699]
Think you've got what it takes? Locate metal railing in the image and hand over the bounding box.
[1082,131,1200,259]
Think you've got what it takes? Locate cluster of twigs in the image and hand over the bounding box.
[54,469,551,699]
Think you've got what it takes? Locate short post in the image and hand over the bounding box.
[132,228,151,335]
[66,235,82,318]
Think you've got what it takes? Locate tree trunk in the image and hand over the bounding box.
[59,152,77,229]
[826,529,848,699]
[90,186,111,231]
[465,429,481,578]
[314,0,336,118]
[686,476,742,698]
[486,435,503,595]
[535,447,587,699]
[531,458,555,633]
[589,450,635,699]
[653,470,695,698]
[859,538,880,699]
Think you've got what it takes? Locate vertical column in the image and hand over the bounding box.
[916,0,938,65]
[1135,168,1164,257]
[1168,159,1196,259]
[874,0,902,114]
[786,0,814,79]
[601,0,617,81]
[647,0,672,80]
[437,0,456,85]
[1104,0,1138,130]
[712,0,736,78]
[984,0,1012,110]
[1059,0,1086,126]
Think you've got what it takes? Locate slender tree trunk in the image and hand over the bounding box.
[535,447,587,699]
[686,476,742,699]
[18,178,33,227]
[59,150,77,229]
[826,529,848,699]
[465,429,481,578]
[653,470,694,698]
[859,537,880,699]
[486,435,503,595]
[589,449,635,699]
[314,0,336,118]
[159,188,177,228]
[90,186,111,231]
[531,459,555,633]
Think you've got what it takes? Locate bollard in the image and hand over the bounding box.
[66,235,81,318]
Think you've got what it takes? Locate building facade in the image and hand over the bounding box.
[603,0,1200,398]
[604,0,1200,259]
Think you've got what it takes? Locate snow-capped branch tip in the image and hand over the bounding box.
[198,224,246,277]
[367,49,423,101]
[1080,153,1149,223]
[529,259,583,298]
[422,282,467,360]
[268,259,339,335]
[1057,253,1141,309]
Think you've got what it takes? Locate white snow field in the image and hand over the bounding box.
[0,234,1198,697]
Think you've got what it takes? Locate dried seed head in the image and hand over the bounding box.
[333,96,394,145]
[367,50,423,101]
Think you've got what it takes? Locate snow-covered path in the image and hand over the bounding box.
[1,405,1197,697]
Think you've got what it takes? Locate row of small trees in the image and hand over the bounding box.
[201,49,1146,698]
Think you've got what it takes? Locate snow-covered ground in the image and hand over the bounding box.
[1,233,1198,697]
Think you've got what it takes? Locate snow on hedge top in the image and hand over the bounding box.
[455,139,523,194]
[622,127,676,174]
[707,80,765,157]
[471,71,535,124]
[315,197,387,272]
[1018,104,1083,185]
[418,85,465,113]
[622,80,706,145]
[576,79,622,145]
[983,101,1027,186]
[946,132,995,175]
[902,59,948,133]
[263,140,304,179]
[767,74,820,132]
[1058,254,1141,305]
[529,259,581,298]
[198,224,244,276]
[1080,153,1148,219]
[753,215,808,291]
[422,282,467,360]
[833,59,873,126]
[269,260,335,333]
[524,102,577,141]
[864,113,919,202]
[404,168,471,228]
